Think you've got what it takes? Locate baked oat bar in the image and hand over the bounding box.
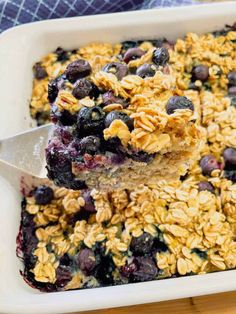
[44,44,202,190]
[18,22,236,292]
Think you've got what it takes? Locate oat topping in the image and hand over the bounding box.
[18,24,236,292]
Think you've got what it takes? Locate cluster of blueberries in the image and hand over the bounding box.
[19,184,172,291]
[23,30,235,290]
[43,41,197,190]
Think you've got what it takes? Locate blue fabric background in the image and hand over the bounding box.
[0,0,197,33]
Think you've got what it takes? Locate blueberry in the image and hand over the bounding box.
[166,96,194,115]
[103,137,125,155]
[129,150,155,163]
[53,126,73,145]
[130,232,154,256]
[78,136,101,155]
[65,59,92,83]
[230,96,236,107]
[132,257,157,282]
[54,47,69,62]
[150,38,168,48]
[102,91,128,108]
[51,104,77,126]
[152,47,170,67]
[192,65,209,82]
[200,155,221,176]
[77,106,105,135]
[120,41,138,54]
[228,71,236,86]
[34,185,54,205]
[82,190,96,212]
[68,209,91,225]
[103,62,128,80]
[152,238,168,253]
[136,63,156,78]
[55,265,72,288]
[192,248,207,260]
[48,74,66,103]
[120,261,137,278]
[76,248,96,275]
[108,151,126,164]
[123,47,145,63]
[224,170,236,183]
[198,181,215,193]
[188,82,200,91]
[94,255,115,285]
[72,78,100,99]
[223,147,236,167]
[20,209,38,269]
[46,144,86,190]
[228,86,236,96]
[105,111,134,131]
[33,62,48,80]
[232,22,236,31]
[59,253,74,267]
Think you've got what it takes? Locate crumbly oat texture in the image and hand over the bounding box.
[18,23,236,292]
[43,42,202,190]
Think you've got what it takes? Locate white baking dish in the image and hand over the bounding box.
[0,2,236,313]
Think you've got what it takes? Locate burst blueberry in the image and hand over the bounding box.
[166,96,194,115]
[120,261,137,278]
[102,91,128,108]
[123,47,145,63]
[34,185,54,205]
[76,248,97,275]
[78,136,101,155]
[198,181,215,193]
[103,62,128,80]
[105,111,134,130]
[200,155,221,176]
[136,63,156,78]
[94,255,115,285]
[130,150,155,163]
[72,78,99,99]
[55,265,72,288]
[130,232,154,256]
[65,59,92,83]
[152,47,170,67]
[132,257,157,282]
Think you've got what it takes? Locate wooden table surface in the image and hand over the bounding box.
[74,291,236,314]
[73,1,234,313]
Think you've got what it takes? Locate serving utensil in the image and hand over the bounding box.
[0,124,52,178]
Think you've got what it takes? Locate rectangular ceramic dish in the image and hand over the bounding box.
[0,2,236,313]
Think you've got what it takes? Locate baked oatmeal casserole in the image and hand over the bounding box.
[17,22,236,292]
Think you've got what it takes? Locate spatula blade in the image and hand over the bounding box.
[0,124,52,178]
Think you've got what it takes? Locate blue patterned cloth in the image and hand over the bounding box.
[0,0,197,33]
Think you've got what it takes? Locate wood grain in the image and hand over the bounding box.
[74,291,236,314]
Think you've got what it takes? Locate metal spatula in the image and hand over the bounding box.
[0,124,52,178]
